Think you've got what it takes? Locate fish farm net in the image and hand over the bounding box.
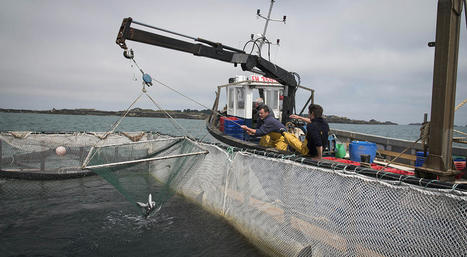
[1,132,466,257]
[0,132,158,179]
[83,136,208,216]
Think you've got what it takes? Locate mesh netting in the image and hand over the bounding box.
[158,142,467,257]
[0,132,158,178]
[1,132,466,256]
[84,137,208,216]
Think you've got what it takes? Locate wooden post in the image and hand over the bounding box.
[423,113,429,156]
[40,152,45,171]
[210,87,221,125]
[416,0,464,181]
[0,139,2,170]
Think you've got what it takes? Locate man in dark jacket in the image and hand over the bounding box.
[241,105,288,151]
[283,104,329,158]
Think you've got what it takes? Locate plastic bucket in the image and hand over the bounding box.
[349,141,377,163]
[335,143,346,158]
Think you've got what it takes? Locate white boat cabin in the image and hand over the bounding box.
[225,75,284,124]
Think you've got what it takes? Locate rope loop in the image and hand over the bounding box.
[424,180,436,189]
[343,165,348,172]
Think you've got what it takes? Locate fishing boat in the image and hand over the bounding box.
[194,0,467,183]
[1,1,466,256]
[108,2,466,256]
[205,74,314,152]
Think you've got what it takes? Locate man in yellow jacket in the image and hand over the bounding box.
[241,105,288,151]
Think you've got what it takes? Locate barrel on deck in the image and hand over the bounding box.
[415,151,428,167]
[349,141,377,163]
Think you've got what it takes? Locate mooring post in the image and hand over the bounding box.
[416,0,464,181]
[423,113,428,156]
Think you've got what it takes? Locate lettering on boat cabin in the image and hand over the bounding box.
[248,75,278,84]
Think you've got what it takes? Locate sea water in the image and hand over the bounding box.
[1,112,466,143]
[0,113,267,257]
[0,112,466,257]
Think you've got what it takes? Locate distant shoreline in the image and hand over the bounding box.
[0,108,209,120]
[0,108,398,125]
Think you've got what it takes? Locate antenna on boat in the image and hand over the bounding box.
[251,0,286,56]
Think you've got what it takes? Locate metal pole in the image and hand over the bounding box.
[298,96,313,116]
[132,20,196,41]
[258,0,275,53]
[84,151,208,170]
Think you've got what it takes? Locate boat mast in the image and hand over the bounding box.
[255,0,286,55]
[415,0,465,181]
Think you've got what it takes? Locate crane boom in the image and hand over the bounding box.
[116,17,298,123]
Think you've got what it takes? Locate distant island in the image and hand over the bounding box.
[324,115,398,125]
[409,122,467,127]
[0,108,398,125]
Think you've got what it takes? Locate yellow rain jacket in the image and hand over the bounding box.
[282,132,309,156]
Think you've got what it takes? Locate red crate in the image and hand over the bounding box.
[219,116,239,132]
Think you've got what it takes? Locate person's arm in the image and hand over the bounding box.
[241,125,256,135]
[289,114,311,124]
[315,146,323,159]
[253,120,276,136]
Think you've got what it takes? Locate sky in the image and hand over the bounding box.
[0,0,466,125]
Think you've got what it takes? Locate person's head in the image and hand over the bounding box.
[254,97,264,108]
[258,105,270,120]
[308,104,323,119]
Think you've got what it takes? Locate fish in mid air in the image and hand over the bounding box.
[136,193,161,218]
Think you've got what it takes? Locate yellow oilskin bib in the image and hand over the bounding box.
[282,132,309,156]
[259,132,288,151]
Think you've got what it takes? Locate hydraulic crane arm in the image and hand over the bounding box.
[116,17,298,122]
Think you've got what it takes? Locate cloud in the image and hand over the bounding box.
[0,0,466,125]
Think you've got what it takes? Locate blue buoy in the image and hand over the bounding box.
[142,73,152,86]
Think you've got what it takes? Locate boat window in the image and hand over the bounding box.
[266,90,279,110]
[236,87,245,110]
[228,88,234,109]
[272,90,279,109]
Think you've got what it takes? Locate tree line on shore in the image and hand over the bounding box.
[1,108,402,125]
